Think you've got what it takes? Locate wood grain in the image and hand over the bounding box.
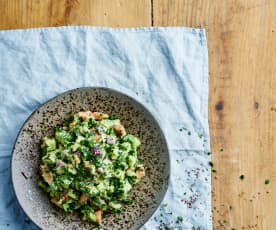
[153,0,276,229]
[1,0,276,229]
[0,0,151,29]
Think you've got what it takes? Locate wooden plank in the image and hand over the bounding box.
[0,0,151,29]
[153,0,276,229]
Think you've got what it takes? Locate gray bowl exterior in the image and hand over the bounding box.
[11,87,170,230]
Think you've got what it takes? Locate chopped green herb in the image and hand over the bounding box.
[265,179,270,185]
[165,227,174,230]
[240,175,245,180]
[220,148,223,152]
[207,152,211,155]
[109,114,118,120]
[24,219,31,224]
[176,216,183,223]
[229,205,233,210]
[187,131,191,135]
[231,228,236,230]
[212,169,217,173]
[179,128,183,131]
[162,203,168,207]
[209,161,213,167]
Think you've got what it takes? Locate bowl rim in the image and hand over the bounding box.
[10,86,171,230]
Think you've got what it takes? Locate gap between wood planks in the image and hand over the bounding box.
[151,0,154,26]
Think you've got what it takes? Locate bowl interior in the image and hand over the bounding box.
[12,87,170,230]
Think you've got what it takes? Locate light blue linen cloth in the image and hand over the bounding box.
[0,26,210,230]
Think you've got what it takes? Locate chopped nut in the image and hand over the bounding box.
[92,112,108,121]
[70,120,77,127]
[90,165,96,175]
[136,165,145,179]
[79,193,88,204]
[50,198,62,208]
[61,192,70,201]
[42,172,53,185]
[113,124,126,137]
[84,161,90,168]
[74,155,81,164]
[67,164,73,169]
[78,111,93,121]
[95,210,102,223]
[94,135,101,142]
[97,168,103,174]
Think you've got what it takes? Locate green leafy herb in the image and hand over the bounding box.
[162,203,168,207]
[109,114,118,120]
[24,219,31,224]
[165,227,174,230]
[176,216,183,223]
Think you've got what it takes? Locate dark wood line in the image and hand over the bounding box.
[151,0,154,26]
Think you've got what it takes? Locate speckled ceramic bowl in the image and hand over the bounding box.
[11,87,170,230]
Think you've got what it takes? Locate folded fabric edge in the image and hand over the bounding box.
[0,25,206,35]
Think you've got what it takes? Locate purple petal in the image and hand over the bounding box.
[107,136,115,145]
[56,160,62,167]
[91,146,101,155]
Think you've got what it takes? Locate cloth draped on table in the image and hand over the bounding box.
[0,26,210,230]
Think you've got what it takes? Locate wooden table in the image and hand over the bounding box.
[1,1,275,229]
